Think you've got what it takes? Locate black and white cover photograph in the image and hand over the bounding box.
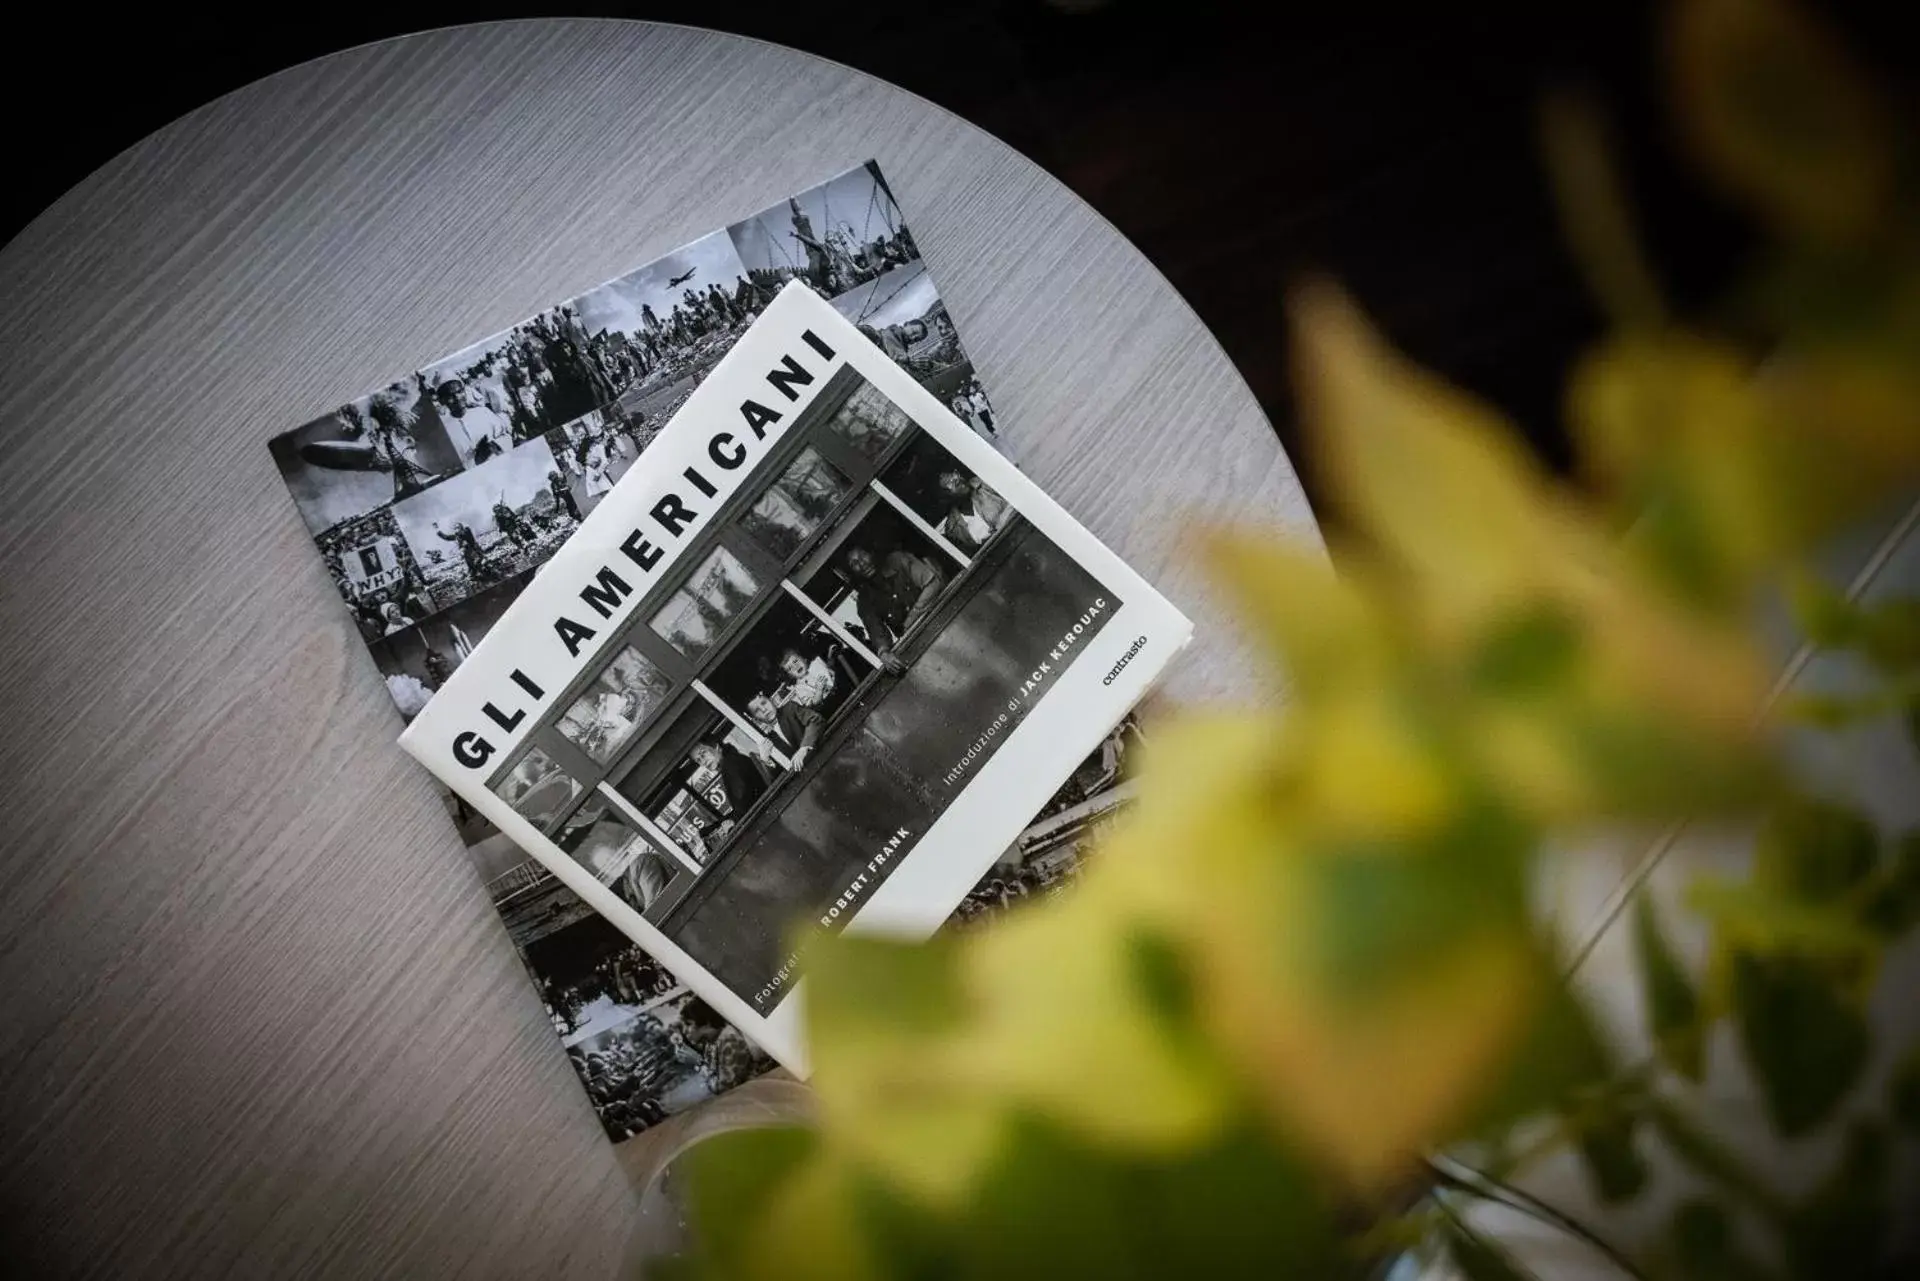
[271,377,467,538]
[726,162,918,302]
[314,507,439,643]
[388,435,577,606]
[401,283,1192,1073]
[545,408,650,522]
[475,840,775,1142]
[370,570,534,721]
[468,710,1144,1145]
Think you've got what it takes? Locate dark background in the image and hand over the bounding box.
[6,1,1902,493]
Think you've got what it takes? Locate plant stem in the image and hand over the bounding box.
[1429,1158,1651,1281]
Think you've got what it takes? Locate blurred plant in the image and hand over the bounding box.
[669,2,1920,1277]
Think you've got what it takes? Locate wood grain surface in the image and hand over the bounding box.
[0,20,1318,1279]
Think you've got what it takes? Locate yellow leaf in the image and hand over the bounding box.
[1572,333,1920,600]
[1289,282,1605,622]
[1670,0,1895,243]
[955,883,1232,1153]
[802,934,1016,1208]
[1203,530,1390,692]
[1091,704,1535,1188]
[1206,922,1538,1190]
[1293,687,1456,838]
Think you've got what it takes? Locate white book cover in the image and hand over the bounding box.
[401,282,1192,1074]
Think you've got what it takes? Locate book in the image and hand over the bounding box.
[267,160,1147,1139]
[399,282,1194,1072]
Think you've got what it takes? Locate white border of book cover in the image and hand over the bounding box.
[401,283,1191,1073]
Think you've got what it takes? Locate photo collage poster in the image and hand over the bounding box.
[269,163,1138,1140]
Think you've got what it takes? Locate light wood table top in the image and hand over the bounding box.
[0,20,1319,1277]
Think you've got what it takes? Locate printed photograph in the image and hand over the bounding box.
[798,499,959,663]
[488,365,1124,1012]
[572,229,767,429]
[369,569,533,719]
[949,712,1141,927]
[727,161,919,301]
[546,407,651,521]
[480,710,1142,1147]
[268,166,1037,1145]
[520,913,773,1141]
[555,645,677,766]
[419,306,620,458]
[647,543,763,662]
[314,507,437,641]
[551,793,683,916]
[389,434,577,605]
[498,746,585,829]
[829,267,987,424]
[271,377,466,538]
[613,698,774,873]
[875,430,1015,558]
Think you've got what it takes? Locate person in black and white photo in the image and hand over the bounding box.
[841,542,946,671]
[435,375,515,467]
[367,568,533,721]
[547,467,582,523]
[390,434,574,604]
[378,599,416,635]
[689,739,771,818]
[728,162,919,301]
[935,468,1013,555]
[313,506,438,639]
[875,430,1011,559]
[777,645,840,714]
[743,690,821,770]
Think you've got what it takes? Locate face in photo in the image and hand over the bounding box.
[802,503,957,658]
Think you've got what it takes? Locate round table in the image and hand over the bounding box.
[0,21,1319,1278]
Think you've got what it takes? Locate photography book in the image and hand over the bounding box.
[399,283,1194,1073]
[269,162,1016,1138]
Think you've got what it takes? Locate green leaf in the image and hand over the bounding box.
[678,1125,822,1270]
[1576,1108,1650,1204]
[1888,1046,1920,1136]
[1863,830,1920,937]
[1632,892,1704,1079]
[1442,1212,1540,1281]
[1685,878,1877,957]
[951,1115,1347,1281]
[1783,1121,1890,1279]
[1731,953,1871,1138]
[1466,601,1583,699]
[1753,799,1878,905]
